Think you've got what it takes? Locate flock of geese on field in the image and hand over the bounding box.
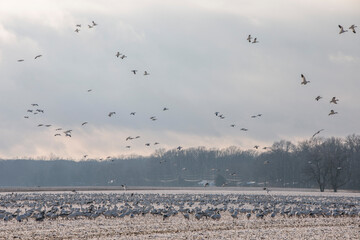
[0,192,359,222]
[18,21,357,159]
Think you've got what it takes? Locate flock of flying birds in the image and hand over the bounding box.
[19,21,179,160]
[18,21,358,159]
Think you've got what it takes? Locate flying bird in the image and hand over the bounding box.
[88,24,93,28]
[349,24,357,33]
[154,142,160,145]
[240,128,248,131]
[252,38,259,43]
[34,55,42,59]
[215,112,219,116]
[54,133,61,136]
[247,35,252,42]
[145,143,150,146]
[144,71,150,76]
[254,145,259,149]
[76,24,81,28]
[92,21,97,26]
[17,59,24,62]
[31,104,39,106]
[328,110,338,116]
[130,112,136,115]
[87,89,92,92]
[163,107,169,111]
[120,55,127,59]
[330,97,339,104]
[24,116,29,119]
[75,29,80,33]
[338,25,348,34]
[81,122,88,126]
[230,124,235,127]
[177,146,183,151]
[315,96,322,101]
[312,129,324,138]
[301,74,310,85]
[131,70,138,74]
[108,112,116,117]
[116,52,121,58]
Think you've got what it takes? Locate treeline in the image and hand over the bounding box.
[0,135,359,192]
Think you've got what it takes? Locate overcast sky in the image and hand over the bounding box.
[0,0,359,160]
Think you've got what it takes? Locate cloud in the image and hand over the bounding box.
[0,1,359,159]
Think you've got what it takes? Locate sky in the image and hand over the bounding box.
[0,0,359,160]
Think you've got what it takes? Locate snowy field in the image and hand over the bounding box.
[0,188,359,239]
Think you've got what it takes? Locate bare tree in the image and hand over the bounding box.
[322,137,350,192]
[301,138,329,192]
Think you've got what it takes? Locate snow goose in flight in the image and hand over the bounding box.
[131,70,137,74]
[130,112,136,115]
[17,59,24,62]
[45,124,51,127]
[108,112,116,117]
[126,136,133,141]
[328,110,338,116]
[24,116,29,119]
[349,24,357,33]
[315,96,322,101]
[87,89,92,92]
[330,97,339,104]
[301,74,310,85]
[92,21,97,26]
[37,124,43,127]
[338,25,348,34]
[177,146,183,150]
[252,38,259,43]
[56,128,62,131]
[120,55,127,59]
[76,24,81,28]
[230,124,235,127]
[240,128,248,131]
[88,24,93,28]
[75,29,80,33]
[31,104,39,106]
[145,143,150,146]
[215,112,219,116]
[247,35,252,42]
[254,145,259,149]
[144,71,150,76]
[54,133,61,136]
[163,107,169,111]
[312,129,324,138]
[34,55,42,59]
[27,109,33,113]
[81,122,88,126]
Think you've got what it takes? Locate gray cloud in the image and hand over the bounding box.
[0,1,359,159]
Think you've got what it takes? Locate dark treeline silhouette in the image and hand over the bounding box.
[0,135,359,192]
